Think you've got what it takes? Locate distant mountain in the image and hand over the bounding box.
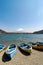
[0,29,7,34]
[33,30,43,34]
[7,31,30,34]
[1,29,43,34]
[0,29,30,34]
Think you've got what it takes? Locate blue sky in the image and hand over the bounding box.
[0,0,43,32]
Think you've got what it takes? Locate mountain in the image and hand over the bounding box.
[0,29,7,34]
[33,30,43,34]
[0,29,30,34]
[0,29,43,34]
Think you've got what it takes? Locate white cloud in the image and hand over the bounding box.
[17,28,24,32]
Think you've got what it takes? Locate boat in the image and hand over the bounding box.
[0,44,6,53]
[31,42,37,45]
[18,43,32,54]
[5,44,17,59]
[32,42,43,50]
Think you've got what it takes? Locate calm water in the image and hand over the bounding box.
[0,34,43,45]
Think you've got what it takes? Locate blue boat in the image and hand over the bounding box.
[36,42,43,45]
[0,44,6,53]
[18,43,32,54]
[5,44,17,59]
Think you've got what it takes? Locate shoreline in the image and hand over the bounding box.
[0,46,43,65]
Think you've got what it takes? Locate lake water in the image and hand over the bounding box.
[0,34,43,45]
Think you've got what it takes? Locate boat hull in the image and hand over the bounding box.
[0,45,6,53]
[6,50,16,58]
[0,48,6,53]
[32,45,43,50]
[24,48,32,53]
[5,44,16,59]
[19,43,32,54]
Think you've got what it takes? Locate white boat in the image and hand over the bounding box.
[5,44,17,59]
[18,43,32,54]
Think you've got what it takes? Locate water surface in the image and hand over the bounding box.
[0,34,43,45]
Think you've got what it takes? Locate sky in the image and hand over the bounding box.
[0,0,43,32]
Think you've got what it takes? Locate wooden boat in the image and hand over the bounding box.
[5,44,17,59]
[0,44,6,53]
[18,43,32,54]
[32,42,43,50]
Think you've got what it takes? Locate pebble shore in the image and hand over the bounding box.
[0,47,43,65]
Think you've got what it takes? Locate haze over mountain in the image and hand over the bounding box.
[0,29,7,34]
[0,29,30,34]
[33,30,43,34]
[0,29,43,34]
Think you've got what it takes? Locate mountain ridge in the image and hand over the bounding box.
[0,29,7,34]
[0,29,43,34]
[33,30,43,34]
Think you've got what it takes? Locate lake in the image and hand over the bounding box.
[0,34,43,45]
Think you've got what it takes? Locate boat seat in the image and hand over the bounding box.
[0,45,4,49]
[9,44,16,49]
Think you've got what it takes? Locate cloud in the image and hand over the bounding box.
[17,28,24,32]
